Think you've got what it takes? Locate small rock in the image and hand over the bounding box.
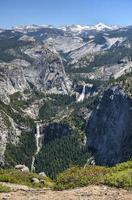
[15,164,26,170]
[39,172,46,177]
[2,194,11,200]
[15,164,29,172]
[32,178,40,184]
[40,179,45,184]
[21,166,29,172]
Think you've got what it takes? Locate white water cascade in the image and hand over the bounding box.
[77,85,86,102]
[31,123,43,172]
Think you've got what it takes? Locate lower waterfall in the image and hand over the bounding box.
[31,123,43,172]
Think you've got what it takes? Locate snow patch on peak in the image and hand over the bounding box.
[0,29,4,33]
[12,24,54,33]
[92,23,120,31]
[104,36,125,48]
[60,25,91,33]
[93,22,112,31]
[11,23,121,34]
[59,23,120,33]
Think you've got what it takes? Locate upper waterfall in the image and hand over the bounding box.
[77,85,86,102]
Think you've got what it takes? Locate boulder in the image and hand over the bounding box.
[15,164,29,172]
[21,166,29,172]
[15,164,26,170]
[40,179,45,184]
[39,172,47,177]
[32,178,40,184]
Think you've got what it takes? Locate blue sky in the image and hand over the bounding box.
[0,0,132,28]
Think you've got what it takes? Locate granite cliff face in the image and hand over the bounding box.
[86,86,132,166]
[0,111,21,165]
[0,39,72,165]
[0,44,71,104]
[24,44,71,94]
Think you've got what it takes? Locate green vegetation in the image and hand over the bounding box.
[39,94,75,120]
[65,64,95,74]
[10,90,46,112]
[66,46,132,75]
[0,31,34,62]
[0,169,54,189]
[54,165,110,190]
[0,111,11,128]
[104,161,132,188]
[36,131,91,179]
[5,131,36,169]
[0,161,131,191]
[89,46,132,67]
[10,92,29,111]
[54,161,132,190]
[0,50,15,62]
[114,72,132,96]
[104,169,132,188]
[112,160,132,172]
[36,95,97,179]
[0,100,35,128]
[1,92,94,180]
[0,184,11,193]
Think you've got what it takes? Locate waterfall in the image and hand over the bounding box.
[77,85,86,102]
[31,123,43,172]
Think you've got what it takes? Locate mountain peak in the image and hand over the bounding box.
[93,22,113,31]
[12,24,54,33]
[59,23,120,33]
[10,23,121,34]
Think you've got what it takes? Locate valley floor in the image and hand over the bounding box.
[0,183,132,200]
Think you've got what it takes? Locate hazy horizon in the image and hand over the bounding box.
[1,22,130,30]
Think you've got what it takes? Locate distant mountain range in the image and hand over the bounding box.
[11,22,120,32]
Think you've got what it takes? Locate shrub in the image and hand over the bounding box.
[104,169,132,188]
[0,169,54,189]
[54,161,132,190]
[111,160,132,172]
[54,165,110,190]
[103,160,132,188]
[0,184,11,193]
